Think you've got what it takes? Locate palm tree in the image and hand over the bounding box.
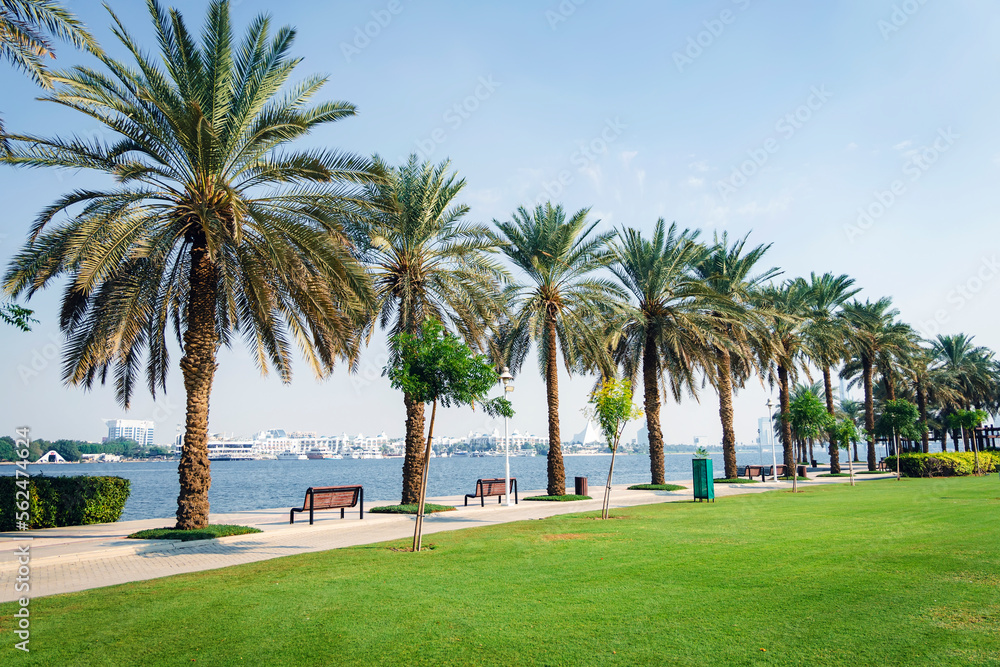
[755,281,809,489]
[1,0,100,326]
[494,203,622,496]
[840,298,914,471]
[609,220,717,485]
[365,155,506,504]
[799,273,859,473]
[2,1,379,529]
[693,232,778,480]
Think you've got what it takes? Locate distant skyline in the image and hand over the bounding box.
[2,1,999,447]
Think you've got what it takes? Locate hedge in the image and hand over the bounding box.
[885,452,999,478]
[0,475,131,530]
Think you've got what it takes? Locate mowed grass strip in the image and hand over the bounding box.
[2,477,998,666]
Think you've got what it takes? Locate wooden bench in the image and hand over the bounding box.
[464,478,517,506]
[736,466,748,478]
[289,485,363,524]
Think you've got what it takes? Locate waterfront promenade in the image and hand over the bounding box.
[0,471,894,602]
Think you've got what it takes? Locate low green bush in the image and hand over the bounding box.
[524,494,592,502]
[713,478,759,484]
[627,484,687,491]
[0,475,130,530]
[885,451,999,477]
[368,504,456,514]
[128,525,262,541]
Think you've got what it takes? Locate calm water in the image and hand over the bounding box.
[2,448,840,521]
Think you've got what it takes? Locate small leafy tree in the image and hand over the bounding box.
[385,320,512,551]
[830,419,859,486]
[881,399,919,480]
[586,379,643,519]
[0,303,36,331]
[786,391,833,490]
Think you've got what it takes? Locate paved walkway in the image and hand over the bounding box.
[0,470,894,602]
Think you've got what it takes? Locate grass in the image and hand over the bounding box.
[627,483,687,491]
[3,477,999,665]
[126,524,262,541]
[859,470,891,474]
[818,473,854,478]
[523,494,592,501]
[713,478,760,484]
[368,504,456,514]
[778,475,811,481]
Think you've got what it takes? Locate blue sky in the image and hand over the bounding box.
[2,0,998,446]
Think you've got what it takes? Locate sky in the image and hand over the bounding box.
[2,0,999,447]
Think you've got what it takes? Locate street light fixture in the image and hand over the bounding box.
[766,399,778,482]
[499,367,514,506]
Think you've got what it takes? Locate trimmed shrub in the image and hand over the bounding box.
[885,452,999,478]
[0,475,131,530]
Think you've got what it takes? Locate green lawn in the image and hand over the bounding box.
[3,477,998,665]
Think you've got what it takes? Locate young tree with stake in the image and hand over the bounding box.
[587,379,643,519]
[385,320,512,551]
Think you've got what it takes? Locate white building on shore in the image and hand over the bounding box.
[104,419,155,446]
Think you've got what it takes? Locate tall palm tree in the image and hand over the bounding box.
[365,155,506,504]
[839,298,914,471]
[1,0,100,327]
[799,273,859,473]
[494,203,622,496]
[693,232,778,480]
[2,0,379,529]
[609,220,717,485]
[755,281,809,488]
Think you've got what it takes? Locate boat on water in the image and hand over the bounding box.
[277,452,308,460]
[209,453,255,461]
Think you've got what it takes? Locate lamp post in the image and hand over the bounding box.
[766,399,778,482]
[499,367,514,506]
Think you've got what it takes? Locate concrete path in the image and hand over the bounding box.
[0,470,895,602]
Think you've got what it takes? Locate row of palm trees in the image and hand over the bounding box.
[2,2,997,529]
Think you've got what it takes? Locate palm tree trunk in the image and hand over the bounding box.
[916,381,929,453]
[413,399,437,551]
[863,357,876,471]
[642,331,665,485]
[778,365,794,482]
[808,437,814,465]
[853,440,859,462]
[401,394,425,505]
[545,310,565,496]
[940,427,948,452]
[716,348,738,480]
[823,366,840,473]
[176,235,218,531]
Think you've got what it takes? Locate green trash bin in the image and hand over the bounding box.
[692,458,715,503]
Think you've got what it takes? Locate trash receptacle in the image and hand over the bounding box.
[692,458,715,502]
[797,464,808,479]
[574,476,588,496]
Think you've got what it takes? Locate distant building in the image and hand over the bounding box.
[571,421,604,445]
[637,424,649,450]
[105,419,155,446]
[35,450,67,463]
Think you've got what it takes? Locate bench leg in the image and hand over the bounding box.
[289,509,295,524]
[309,505,314,525]
[341,508,345,519]
[481,495,484,507]
[360,489,364,519]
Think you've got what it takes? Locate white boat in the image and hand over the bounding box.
[277,452,308,460]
